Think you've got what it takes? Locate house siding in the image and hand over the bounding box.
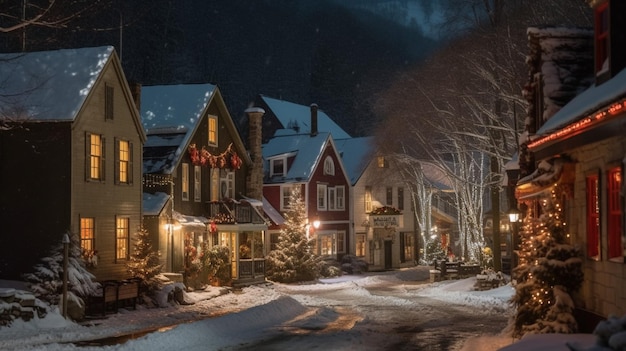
[570,137,626,317]
[70,61,144,281]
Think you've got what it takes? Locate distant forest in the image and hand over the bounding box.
[0,0,439,137]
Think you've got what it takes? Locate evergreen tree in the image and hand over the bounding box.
[511,186,583,337]
[22,231,100,311]
[266,187,322,283]
[126,226,163,295]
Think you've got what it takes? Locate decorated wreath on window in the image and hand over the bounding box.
[369,206,402,215]
[188,143,242,170]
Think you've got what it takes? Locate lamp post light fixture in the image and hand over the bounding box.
[508,206,522,271]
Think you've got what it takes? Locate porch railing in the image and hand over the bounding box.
[238,258,265,278]
[206,201,266,224]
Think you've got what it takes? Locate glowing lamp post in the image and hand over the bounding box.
[508,207,521,270]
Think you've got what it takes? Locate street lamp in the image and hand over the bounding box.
[508,207,522,271]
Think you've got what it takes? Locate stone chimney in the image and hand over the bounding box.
[245,107,265,200]
[310,103,318,137]
[129,82,142,112]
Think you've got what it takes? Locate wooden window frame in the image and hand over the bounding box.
[317,184,327,210]
[182,163,189,201]
[280,185,293,211]
[115,138,132,185]
[324,156,335,175]
[398,187,404,211]
[208,115,218,146]
[365,186,372,213]
[194,165,202,202]
[386,186,393,206]
[86,133,105,181]
[586,172,601,260]
[115,216,130,261]
[80,217,95,255]
[607,166,623,261]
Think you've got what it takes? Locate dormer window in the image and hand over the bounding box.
[324,156,335,175]
[595,2,609,75]
[270,157,286,177]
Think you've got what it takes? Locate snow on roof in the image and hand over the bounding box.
[335,136,375,185]
[0,46,114,121]
[262,132,331,183]
[143,192,170,216]
[260,96,351,139]
[261,197,285,226]
[536,68,626,135]
[140,84,216,174]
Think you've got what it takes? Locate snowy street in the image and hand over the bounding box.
[0,266,521,351]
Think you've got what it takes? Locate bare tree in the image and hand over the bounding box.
[373,0,591,265]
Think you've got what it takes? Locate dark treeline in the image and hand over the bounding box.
[0,0,438,137]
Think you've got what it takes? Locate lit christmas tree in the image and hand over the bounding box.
[126,226,163,295]
[265,187,322,283]
[511,185,583,337]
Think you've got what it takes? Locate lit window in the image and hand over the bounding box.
[194,165,202,202]
[403,233,414,261]
[365,186,372,213]
[355,234,366,257]
[317,184,327,210]
[116,139,131,184]
[80,217,95,254]
[324,156,335,175]
[116,217,129,260]
[182,163,189,201]
[87,133,105,181]
[607,167,623,261]
[208,116,218,146]
[586,174,600,259]
[377,156,387,168]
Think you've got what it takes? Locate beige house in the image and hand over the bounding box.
[0,46,146,281]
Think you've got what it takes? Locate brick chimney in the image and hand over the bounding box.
[245,107,265,200]
[129,82,142,112]
[310,103,318,137]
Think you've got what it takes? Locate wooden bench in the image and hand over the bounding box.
[430,260,481,282]
[86,279,140,317]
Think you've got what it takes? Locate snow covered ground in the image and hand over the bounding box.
[0,267,597,351]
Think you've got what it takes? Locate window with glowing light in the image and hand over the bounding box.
[607,166,623,261]
[586,174,601,260]
[116,217,129,260]
[208,115,218,146]
[182,163,189,201]
[116,139,132,184]
[356,234,366,257]
[80,217,95,253]
[87,133,104,181]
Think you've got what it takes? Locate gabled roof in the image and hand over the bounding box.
[262,132,336,183]
[260,95,351,139]
[141,84,249,175]
[335,136,375,185]
[0,46,115,121]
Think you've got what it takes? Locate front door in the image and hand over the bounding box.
[384,240,392,269]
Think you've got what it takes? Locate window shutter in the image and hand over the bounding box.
[129,141,134,185]
[101,137,106,182]
[114,138,120,184]
[85,132,91,181]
